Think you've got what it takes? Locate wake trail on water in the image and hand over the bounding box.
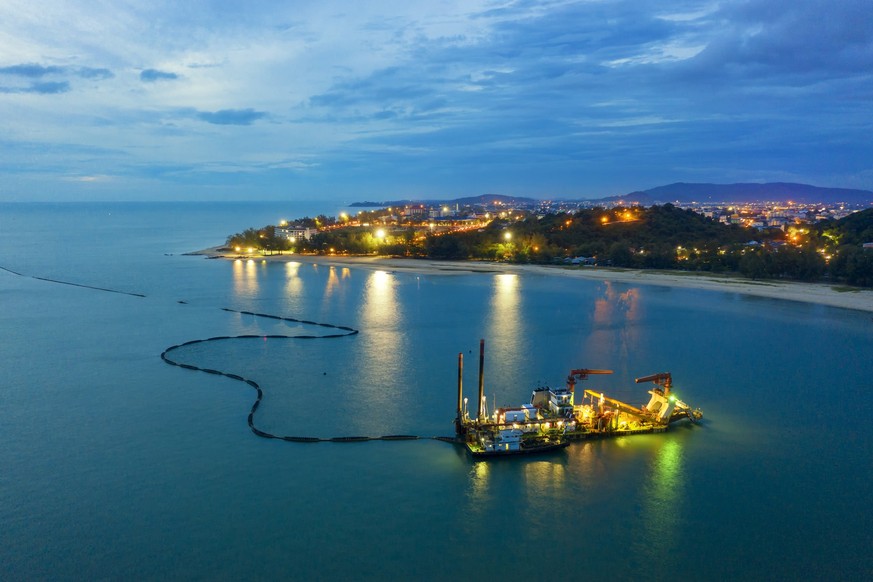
[1,264,456,445]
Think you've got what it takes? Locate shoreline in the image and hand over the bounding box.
[192,247,873,314]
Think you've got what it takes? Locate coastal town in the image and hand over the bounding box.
[224,193,873,289]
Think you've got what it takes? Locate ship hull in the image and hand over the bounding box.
[467,439,569,459]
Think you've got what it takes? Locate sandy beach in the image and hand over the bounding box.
[195,247,873,314]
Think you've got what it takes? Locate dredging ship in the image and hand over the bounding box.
[454,340,703,458]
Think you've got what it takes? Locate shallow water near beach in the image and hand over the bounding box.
[1,202,871,580]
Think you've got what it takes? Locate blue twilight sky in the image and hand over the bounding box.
[1,0,871,202]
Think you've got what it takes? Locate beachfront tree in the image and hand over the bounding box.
[829,245,873,286]
[424,233,468,259]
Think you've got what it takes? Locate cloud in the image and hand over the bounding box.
[0,63,114,80]
[0,64,66,77]
[668,0,873,86]
[140,69,179,82]
[30,81,71,94]
[0,80,70,94]
[196,108,267,125]
[63,174,111,182]
[1,1,871,200]
[0,62,112,95]
[77,67,114,80]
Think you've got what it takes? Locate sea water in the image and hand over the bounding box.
[1,202,871,580]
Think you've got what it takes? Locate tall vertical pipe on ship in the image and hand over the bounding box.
[457,352,464,417]
[477,339,485,421]
[455,352,465,435]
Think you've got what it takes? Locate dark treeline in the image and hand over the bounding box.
[226,205,873,287]
[425,205,873,286]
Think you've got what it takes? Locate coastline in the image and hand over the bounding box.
[193,247,873,314]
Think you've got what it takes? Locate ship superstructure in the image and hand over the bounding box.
[454,340,703,458]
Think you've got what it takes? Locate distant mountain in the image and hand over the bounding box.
[622,182,873,205]
[351,183,873,209]
[451,194,540,206]
[350,194,539,208]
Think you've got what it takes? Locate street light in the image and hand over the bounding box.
[504,231,512,241]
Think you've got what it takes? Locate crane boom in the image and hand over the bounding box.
[566,368,613,392]
[635,372,672,395]
[569,368,614,378]
[582,389,646,417]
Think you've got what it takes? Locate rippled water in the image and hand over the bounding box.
[1,203,871,580]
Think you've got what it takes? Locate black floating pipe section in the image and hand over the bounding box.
[477,339,485,421]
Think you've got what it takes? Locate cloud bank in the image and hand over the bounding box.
[0,0,870,201]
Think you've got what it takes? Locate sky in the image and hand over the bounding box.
[1,0,871,202]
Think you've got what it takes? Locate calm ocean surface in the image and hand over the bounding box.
[1,202,871,581]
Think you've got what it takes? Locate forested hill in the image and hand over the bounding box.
[820,207,873,244]
[426,203,756,269]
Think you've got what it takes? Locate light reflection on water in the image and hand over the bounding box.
[487,274,523,405]
[283,262,303,311]
[361,270,399,329]
[324,265,340,298]
[632,437,684,569]
[355,270,404,433]
[232,258,261,298]
[466,461,491,517]
[522,460,567,525]
[489,274,521,341]
[585,281,642,376]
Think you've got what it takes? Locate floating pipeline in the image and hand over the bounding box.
[160,309,457,444]
[0,265,146,297]
[1,264,462,447]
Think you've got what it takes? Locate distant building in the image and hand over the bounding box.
[278,226,316,240]
[401,205,426,218]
